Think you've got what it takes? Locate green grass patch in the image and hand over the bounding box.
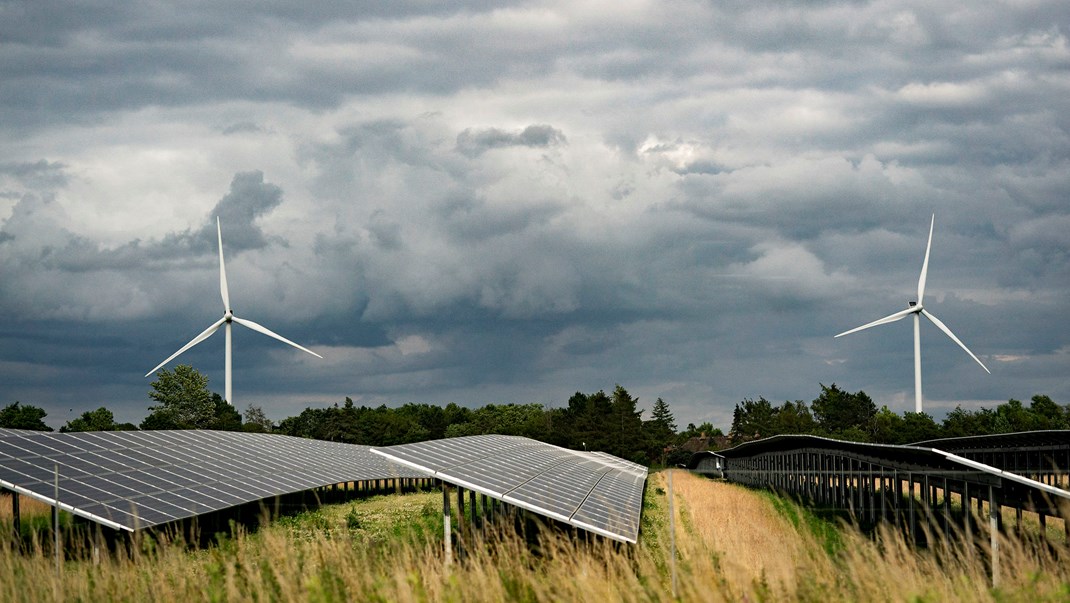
[761,490,845,558]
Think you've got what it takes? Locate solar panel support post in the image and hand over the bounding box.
[963,481,972,557]
[456,485,466,552]
[892,470,901,530]
[472,489,481,532]
[481,494,489,534]
[54,463,60,578]
[989,485,999,588]
[922,473,931,532]
[839,456,846,509]
[442,481,453,567]
[817,454,825,505]
[10,490,20,547]
[907,472,916,543]
[867,463,875,524]
[855,461,863,521]
[879,466,887,523]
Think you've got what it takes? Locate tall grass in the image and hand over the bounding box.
[2,475,1069,601]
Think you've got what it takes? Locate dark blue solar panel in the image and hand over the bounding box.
[372,435,648,543]
[0,430,427,531]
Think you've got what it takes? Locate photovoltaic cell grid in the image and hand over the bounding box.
[0,430,427,531]
[371,435,648,543]
[0,428,38,438]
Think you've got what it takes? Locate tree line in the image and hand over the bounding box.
[729,383,1069,445]
[1,365,679,465]
[3,367,1065,466]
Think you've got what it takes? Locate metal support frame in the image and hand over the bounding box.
[989,485,999,587]
[10,490,20,545]
[442,481,452,567]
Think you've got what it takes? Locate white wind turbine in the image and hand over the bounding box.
[146,217,322,405]
[835,214,989,414]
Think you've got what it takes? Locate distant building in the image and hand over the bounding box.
[686,450,725,478]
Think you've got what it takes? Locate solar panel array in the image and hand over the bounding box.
[0,428,40,438]
[372,435,648,543]
[0,430,427,531]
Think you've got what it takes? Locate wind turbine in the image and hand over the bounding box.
[146,217,322,405]
[835,214,989,414]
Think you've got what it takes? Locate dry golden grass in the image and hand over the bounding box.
[1,474,1069,602]
[662,470,820,598]
[0,492,53,521]
[663,470,1070,602]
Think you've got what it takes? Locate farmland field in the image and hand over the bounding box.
[2,471,1069,601]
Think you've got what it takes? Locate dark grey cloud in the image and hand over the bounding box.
[1,0,1068,432]
[0,160,69,188]
[456,125,567,157]
[202,171,284,250]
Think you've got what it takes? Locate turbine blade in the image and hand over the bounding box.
[917,213,934,304]
[231,315,324,359]
[217,217,230,311]
[921,309,991,374]
[835,307,915,338]
[144,316,226,377]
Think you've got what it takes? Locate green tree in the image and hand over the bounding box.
[810,384,876,438]
[0,401,52,431]
[242,404,273,433]
[730,397,776,442]
[644,398,677,464]
[142,365,217,429]
[213,394,243,431]
[899,412,941,443]
[871,406,904,444]
[462,403,549,439]
[60,407,121,432]
[649,398,677,434]
[395,404,448,440]
[678,422,719,440]
[610,385,645,462]
[994,399,1034,433]
[772,400,817,435]
[276,406,332,439]
[444,422,481,438]
[1029,395,1066,430]
[562,390,613,452]
[942,405,994,437]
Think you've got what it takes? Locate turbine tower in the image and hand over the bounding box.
[835,214,989,413]
[146,217,322,405]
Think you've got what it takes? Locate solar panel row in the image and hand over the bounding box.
[371,435,648,543]
[0,428,39,439]
[0,430,427,531]
[1,431,649,544]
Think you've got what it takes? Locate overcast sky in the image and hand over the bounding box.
[2,0,1068,432]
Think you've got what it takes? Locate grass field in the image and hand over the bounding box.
[2,472,1069,601]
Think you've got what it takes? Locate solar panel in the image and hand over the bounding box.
[371,435,648,543]
[0,428,42,439]
[0,430,428,531]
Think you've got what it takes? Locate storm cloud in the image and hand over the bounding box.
[1,0,1068,431]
